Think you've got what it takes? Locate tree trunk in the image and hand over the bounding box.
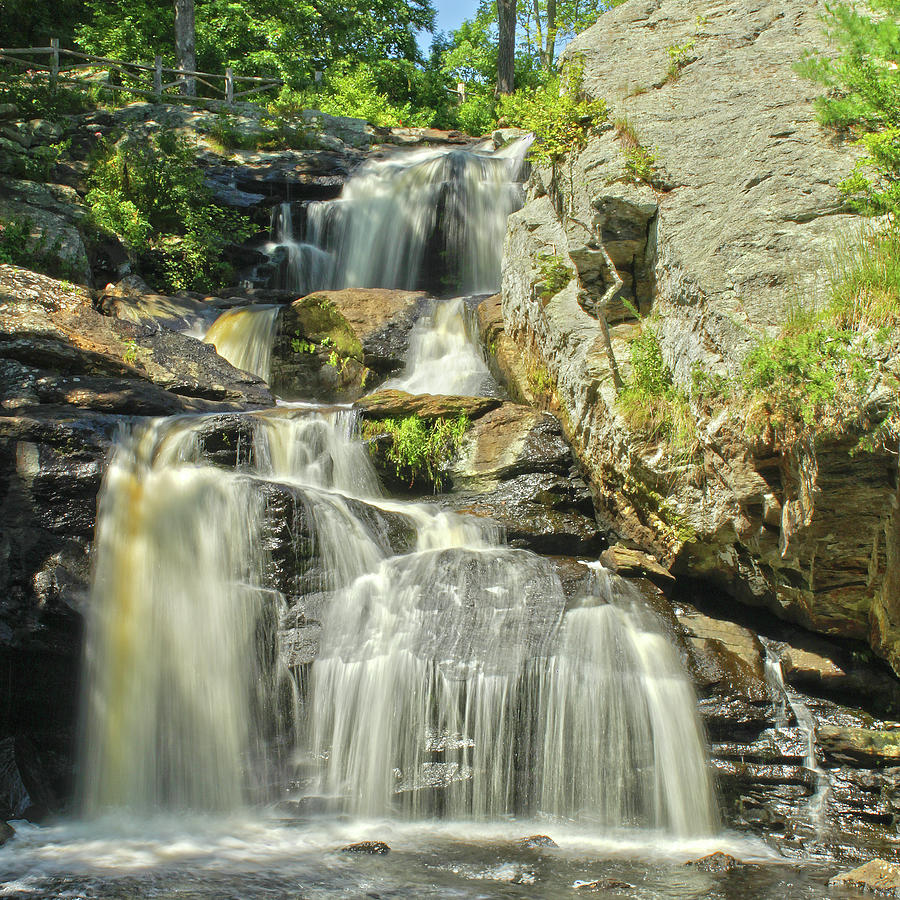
[174,0,196,97]
[545,0,557,70]
[532,0,545,69]
[497,0,517,95]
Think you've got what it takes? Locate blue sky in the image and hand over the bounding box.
[417,0,483,52]
[433,0,483,35]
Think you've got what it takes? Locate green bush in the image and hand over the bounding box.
[87,130,251,292]
[743,324,874,438]
[618,324,698,456]
[497,62,607,163]
[362,414,469,490]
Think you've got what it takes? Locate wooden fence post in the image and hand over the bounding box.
[50,38,59,89]
[225,67,234,107]
[154,55,163,100]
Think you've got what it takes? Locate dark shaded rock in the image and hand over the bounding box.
[0,821,13,845]
[356,390,502,422]
[830,859,900,896]
[519,834,558,849]
[341,841,390,854]
[0,736,58,821]
[0,266,273,408]
[684,852,741,873]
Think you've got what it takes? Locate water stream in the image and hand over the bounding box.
[0,140,760,898]
[268,137,533,295]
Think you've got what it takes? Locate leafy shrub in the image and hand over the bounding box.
[665,39,696,82]
[305,65,414,128]
[362,414,469,490]
[87,130,251,292]
[618,324,698,456]
[537,252,573,300]
[456,94,497,136]
[497,62,607,162]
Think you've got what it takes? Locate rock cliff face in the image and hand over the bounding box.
[498,0,900,676]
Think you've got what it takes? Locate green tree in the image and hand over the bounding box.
[75,0,435,86]
[797,0,900,223]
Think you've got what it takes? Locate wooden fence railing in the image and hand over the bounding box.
[0,39,283,106]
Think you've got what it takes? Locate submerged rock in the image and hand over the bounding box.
[574,878,632,891]
[519,834,558,849]
[0,822,14,846]
[341,841,391,855]
[684,852,741,873]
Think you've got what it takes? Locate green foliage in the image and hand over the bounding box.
[0,217,82,281]
[841,126,900,222]
[795,0,900,131]
[743,323,874,438]
[0,72,98,120]
[306,64,414,127]
[536,252,572,300]
[497,62,607,162]
[665,38,696,82]
[363,414,469,490]
[614,117,657,184]
[87,130,251,292]
[618,324,698,456]
[797,0,900,226]
[75,0,435,89]
[204,113,316,152]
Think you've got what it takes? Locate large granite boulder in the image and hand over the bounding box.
[498,0,900,675]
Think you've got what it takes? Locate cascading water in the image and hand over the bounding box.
[268,203,335,295]
[79,416,295,812]
[272,137,533,296]
[383,297,494,395]
[203,305,281,382]
[763,645,830,831]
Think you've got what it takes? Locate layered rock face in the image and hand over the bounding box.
[499,0,900,675]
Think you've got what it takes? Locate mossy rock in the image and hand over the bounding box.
[270,294,370,401]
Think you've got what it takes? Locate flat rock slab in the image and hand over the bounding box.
[356,390,502,422]
[818,726,900,768]
[600,544,674,590]
[830,859,900,896]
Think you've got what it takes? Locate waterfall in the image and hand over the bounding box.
[763,645,830,831]
[79,416,295,812]
[268,203,335,295]
[271,137,532,296]
[382,298,493,396]
[203,305,281,383]
[249,411,717,834]
[78,131,719,838]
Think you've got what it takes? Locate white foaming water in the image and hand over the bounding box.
[382,297,492,395]
[79,404,716,834]
[203,305,281,382]
[268,202,335,294]
[80,414,296,813]
[250,413,716,833]
[274,137,532,295]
